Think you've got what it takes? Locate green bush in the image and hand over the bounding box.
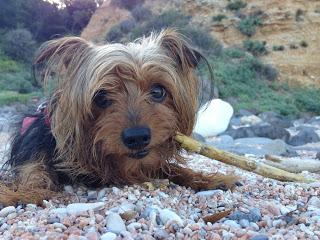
[130,10,191,39]
[105,25,123,42]
[212,14,227,22]
[300,40,308,47]
[272,45,285,51]
[224,47,247,58]
[131,6,152,22]
[293,87,320,114]
[227,1,247,11]
[0,71,34,93]
[243,40,267,56]
[0,53,21,73]
[182,27,222,55]
[0,91,41,106]
[295,9,304,21]
[2,29,37,63]
[113,0,144,10]
[238,16,262,37]
[119,19,136,34]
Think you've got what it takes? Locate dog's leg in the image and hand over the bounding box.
[0,162,57,206]
[166,164,238,191]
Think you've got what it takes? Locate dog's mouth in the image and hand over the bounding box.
[129,149,150,159]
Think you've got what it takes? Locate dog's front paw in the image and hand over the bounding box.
[193,174,240,191]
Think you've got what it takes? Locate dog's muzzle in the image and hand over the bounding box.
[121,126,151,159]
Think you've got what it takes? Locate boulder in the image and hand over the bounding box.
[287,127,320,146]
[194,99,233,137]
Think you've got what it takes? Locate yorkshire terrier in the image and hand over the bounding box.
[0,29,236,206]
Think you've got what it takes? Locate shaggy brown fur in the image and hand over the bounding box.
[0,29,237,206]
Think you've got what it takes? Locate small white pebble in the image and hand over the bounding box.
[106,212,126,234]
[159,209,183,226]
[127,222,142,232]
[101,232,117,240]
[0,206,16,217]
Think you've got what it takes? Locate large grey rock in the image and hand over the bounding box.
[226,124,290,141]
[287,127,320,146]
[258,111,293,128]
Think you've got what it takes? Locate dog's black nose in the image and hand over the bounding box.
[121,126,151,149]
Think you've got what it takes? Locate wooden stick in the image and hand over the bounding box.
[264,155,320,173]
[175,133,317,183]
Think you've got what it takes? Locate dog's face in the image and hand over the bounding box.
[35,29,206,182]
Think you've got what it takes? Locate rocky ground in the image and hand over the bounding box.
[0,107,319,239]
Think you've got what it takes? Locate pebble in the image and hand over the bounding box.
[250,235,269,240]
[224,219,241,228]
[159,209,183,226]
[66,202,105,215]
[87,190,98,201]
[0,206,16,217]
[97,188,107,200]
[239,219,250,228]
[308,196,320,208]
[100,232,117,240]
[6,212,17,220]
[64,185,74,194]
[272,219,283,228]
[106,212,126,234]
[196,190,224,197]
[127,222,142,232]
[154,229,170,239]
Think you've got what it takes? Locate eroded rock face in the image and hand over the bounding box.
[82,0,320,87]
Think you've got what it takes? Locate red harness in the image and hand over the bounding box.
[20,102,51,135]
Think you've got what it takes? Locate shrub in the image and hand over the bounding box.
[212,14,227,22]
[272,45,285,51]
[131,6,152,22]
[2,29,37,63]
[0,71,34,93]
[243,40,267,56]
[295,9,304,21]
[182,27,222,55]
[227,1,247,11]
[293,87,320,114]
[224,47,247,58]
[119,19,136,34]
[113,0,144,10]
[289,43,298,49]
[130,10,191,39]
[261,64,278,81]
[238,16,262,37]
[300,40,308,47]
[105,26,123,42]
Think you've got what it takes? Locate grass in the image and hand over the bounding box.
[0,91,42,106]
[198,48,320,116]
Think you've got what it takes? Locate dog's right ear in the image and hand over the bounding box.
[34,37,91,67]
[159,29,204,71]
[33,37,92,84]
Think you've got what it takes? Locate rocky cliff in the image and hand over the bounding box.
[81,0,320,86]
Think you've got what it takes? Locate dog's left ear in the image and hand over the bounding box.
[159,29,203,70]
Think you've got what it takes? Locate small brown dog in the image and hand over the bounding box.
[0,29,236,205]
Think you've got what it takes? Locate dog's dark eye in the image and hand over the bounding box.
[93,90,112,108]
[150,84,166,103]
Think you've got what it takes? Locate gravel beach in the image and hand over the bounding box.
[0,152,319,240]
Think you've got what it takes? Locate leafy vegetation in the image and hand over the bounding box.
[212,14,227,22]
[238,16,262,37]
[243,40,267,56]
[273,45,285,51]
[227,1,247,11]
[0,0,99,105]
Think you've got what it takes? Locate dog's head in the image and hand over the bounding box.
[34,29,210,183]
